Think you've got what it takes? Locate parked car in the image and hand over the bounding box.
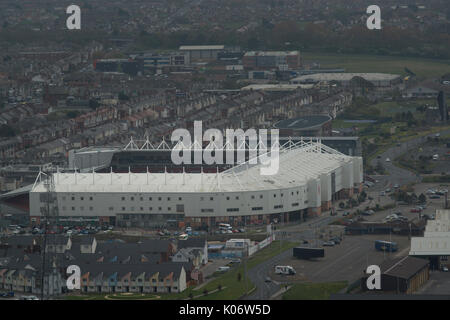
[410,208,421,213]
[217,266,231,272]
[322,241,335,247]
[343,211,350,216]
[265,277,271,282]
[442,266,449,272]
[330,237,341,244]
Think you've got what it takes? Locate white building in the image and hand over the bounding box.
[29,139,363,228]
[410,209,450,269]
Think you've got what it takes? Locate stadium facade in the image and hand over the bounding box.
[29,139,363,229]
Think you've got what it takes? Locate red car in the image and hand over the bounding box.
[410,208,421,213]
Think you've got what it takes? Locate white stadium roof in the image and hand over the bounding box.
[32,139,356,194]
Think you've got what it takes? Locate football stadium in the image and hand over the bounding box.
[28,138,363,229]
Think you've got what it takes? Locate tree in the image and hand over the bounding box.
[418,193,426,204]
[237,272,242,282]
[217,284,222,291]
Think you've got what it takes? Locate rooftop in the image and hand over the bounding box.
[274,115,332,130]
[31,139,356,193]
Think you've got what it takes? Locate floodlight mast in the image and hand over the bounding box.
[40,172,59,300]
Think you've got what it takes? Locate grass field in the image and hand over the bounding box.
[282,281,348,300]
[302,52,450,78]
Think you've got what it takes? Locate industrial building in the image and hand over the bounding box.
[290,73,402,88]
[93,59,141,76]
[361,256,429,294]
[179,45,226,64]
[243,51,301,70]
[28,139,363,228]
[410,209,450,270]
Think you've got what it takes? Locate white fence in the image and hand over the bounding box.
[248,234,275,256]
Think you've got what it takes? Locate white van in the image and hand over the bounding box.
[275,265,296,275]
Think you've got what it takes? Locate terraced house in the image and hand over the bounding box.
[78,263,187,293]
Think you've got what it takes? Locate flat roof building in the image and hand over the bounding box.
[274,115,333,137]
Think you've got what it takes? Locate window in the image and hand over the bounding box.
[80,197,84,201]
[140,197,143,201]
[235,196,239,200]
[62,196,66,201]
[71,197,75,201]
[140,207,144,211]
[122,207,126,211]
[149,197,152,201]
[71,207,75,211]
[296,191,299,195]
[274,205,283,209]
[131,197,134,201]
[260,195,263,199]
[168,207,171,211]
[252,207,263,211]
[251,195,255,199]
[149,207,153,211]
[200,197,204,201]
[176,204,184,212]
[227,208,239,212]
[292,202,299,207]
[281,193,283,197]
[210,197,214,201]
[89,207,93,211]
[89,197,93,201]
[226,196,230,200]
[109,207,114,211]
[291,192,294,196]
[178,197,182,201]
[201,209,214,213]
[273,194,276,198]
[80,206,84,211]
[121,197,125,201]
[62,206,66,211]
[167,197,171,201]
[158,197,162,201]
[158,207,162,211]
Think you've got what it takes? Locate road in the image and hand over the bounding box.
[244,127,450,300]
[370,128,450,192]
[244,215,339,300]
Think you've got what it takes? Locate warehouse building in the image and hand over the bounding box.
[409,209,450,270]
[179,45,226,64]
[243,51,301,70]
[28,139,363,228]
[361,256,429,294]
[290,73,402,88]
